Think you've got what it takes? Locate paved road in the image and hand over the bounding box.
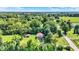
[62,34,79,51]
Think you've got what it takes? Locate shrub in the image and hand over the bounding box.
[45,32,53,43]
[57,30,62,37]
[65,46,71,51]
[56,45,63,51]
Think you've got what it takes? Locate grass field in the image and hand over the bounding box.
[20,35,40,47]
[56,37,69,46]
[0,32,73,51]
[67,29,79,49]
[60,16,79,50]
[2,35,14,42]
[1,34,69,47]
[60,17,79,23]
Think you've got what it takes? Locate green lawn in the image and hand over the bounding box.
[60,17,79,23]
[67,29,79,48]
[1,34,72,50]
[55,36,73,51]
[1,35,40,47]
[2,35,14,42]
[20,35,40,47]
[1,34,69,46]
[56,37,69,46]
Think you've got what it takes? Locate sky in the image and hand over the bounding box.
[0,0,79,7]
[0,0,79,12]
[0,7,79,12]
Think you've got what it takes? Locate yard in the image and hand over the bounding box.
[0,34,72,51]
[67,29,79,49]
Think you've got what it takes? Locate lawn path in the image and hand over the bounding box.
[55,20,79,51]
[62,34,79,51]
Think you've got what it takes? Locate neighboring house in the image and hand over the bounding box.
[24,34,30,38]
[36,32,44,41]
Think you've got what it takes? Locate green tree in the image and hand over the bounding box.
[67,20,72,30]
[45,32,53,43]
[44,20,57,34]
[30,19,42,34]
[61,21,69,35]
[74,25,79,34]
[43,24,50,36]
[57,30,62,37]
[65,46,71,51]
[56,45,63,51]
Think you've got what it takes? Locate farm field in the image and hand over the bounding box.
[60,17,79,23]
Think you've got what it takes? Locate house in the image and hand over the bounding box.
[24,34,30,38]
[36,32,44,41]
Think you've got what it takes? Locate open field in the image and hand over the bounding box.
[60,17,79,23]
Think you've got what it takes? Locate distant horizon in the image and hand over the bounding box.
[0,7,79,12]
